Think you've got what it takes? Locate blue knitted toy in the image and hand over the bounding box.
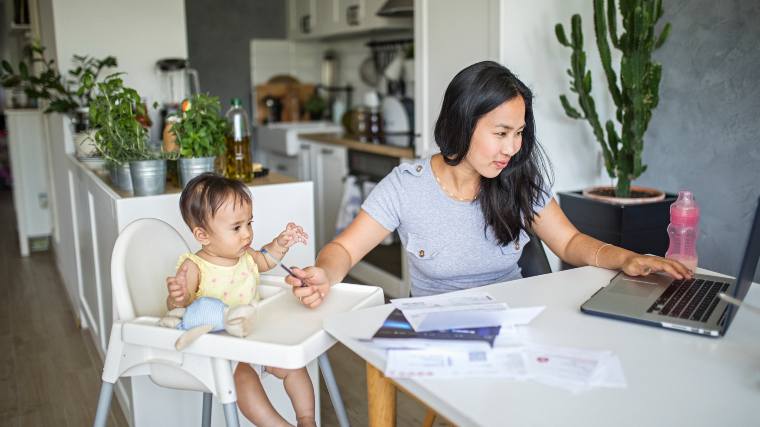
[159,297,257,350]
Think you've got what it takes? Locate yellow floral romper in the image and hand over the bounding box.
[177,252,260,306]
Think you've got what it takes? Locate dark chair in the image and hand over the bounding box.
[517,230,552,277]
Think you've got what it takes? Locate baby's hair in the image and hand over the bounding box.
[179,172,252,230]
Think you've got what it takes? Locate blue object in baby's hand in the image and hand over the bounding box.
[177,297,227,332]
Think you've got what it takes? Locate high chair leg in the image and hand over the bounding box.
[319,353,351,427]
[201,392,212,427]
[222,402,241,427]
[92,381,114,427]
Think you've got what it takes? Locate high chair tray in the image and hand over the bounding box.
[120,280,384,369]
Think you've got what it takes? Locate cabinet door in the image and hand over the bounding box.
[414,0,501,157]
[292,0,316,38]
[337,0,363,29]
[311,142,347,249]
[267,152,301,179]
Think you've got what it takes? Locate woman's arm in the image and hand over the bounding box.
[285,210,392,307]
[532,199,691,279]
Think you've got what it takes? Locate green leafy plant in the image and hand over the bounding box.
[171,93,228,158]
[0,41,117,116]
[556,0,671,197]
[87,74,156,164]
[304,93,327,117]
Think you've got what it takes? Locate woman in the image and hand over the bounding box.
[287,61,690,306]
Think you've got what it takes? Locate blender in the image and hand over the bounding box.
[156,58,200,144]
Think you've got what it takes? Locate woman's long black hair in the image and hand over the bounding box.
[434,61,552,246]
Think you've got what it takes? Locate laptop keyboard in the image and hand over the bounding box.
[646,278,730,322]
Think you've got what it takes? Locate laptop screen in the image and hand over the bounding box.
[723,197,760,331]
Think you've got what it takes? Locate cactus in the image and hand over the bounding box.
[556,0,671,197]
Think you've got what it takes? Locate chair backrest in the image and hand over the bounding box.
[518,231,552,277]
[111,218,190,320]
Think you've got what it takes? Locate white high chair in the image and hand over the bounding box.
[93,218,363,427]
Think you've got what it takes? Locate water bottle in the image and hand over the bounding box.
[665,191,700,271]
[225,98,252,181]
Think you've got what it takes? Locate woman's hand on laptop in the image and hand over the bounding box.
[621,254,693,280]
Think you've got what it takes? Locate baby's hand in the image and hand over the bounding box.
[166,264,190,308]
[275,222,309,249]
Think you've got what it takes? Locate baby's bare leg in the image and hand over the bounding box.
[234,364,291,427]
[265,367,316,427]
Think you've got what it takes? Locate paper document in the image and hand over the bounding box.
[391,291,509,331]
[385,347,528,379]
[384,343,627,393]
[524,344,625,393]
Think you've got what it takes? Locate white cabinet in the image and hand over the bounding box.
[309,141,348,249]
[413,0,502,157]
[6,109,53,256]
[288,0,412,39]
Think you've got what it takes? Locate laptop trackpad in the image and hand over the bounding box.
[608,277,661,298]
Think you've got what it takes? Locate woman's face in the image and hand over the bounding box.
[465,95,526,179]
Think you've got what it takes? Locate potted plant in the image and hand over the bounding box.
[555,0,675,262]
[88,74,169,195]
[0,41,117,158]
[304,92,327,121]
[170,93,228,187]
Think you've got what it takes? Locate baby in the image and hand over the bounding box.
[166,172,315,427]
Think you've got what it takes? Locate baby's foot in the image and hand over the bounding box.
[296,416,317,427]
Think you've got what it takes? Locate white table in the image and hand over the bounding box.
[324,267,760,427]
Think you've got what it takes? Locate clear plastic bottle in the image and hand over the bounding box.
[225,98,252,181]
[665,191,700,271]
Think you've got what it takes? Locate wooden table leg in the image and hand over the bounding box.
[366,362,396,427]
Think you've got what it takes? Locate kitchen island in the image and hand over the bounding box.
[65,154,316,426]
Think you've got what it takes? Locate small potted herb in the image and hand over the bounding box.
[304,93,327,121]
[170,93,229,187]
[88,74,169,195]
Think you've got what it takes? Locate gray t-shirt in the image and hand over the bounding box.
[361,157,552,297]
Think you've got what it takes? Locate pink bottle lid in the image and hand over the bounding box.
[670,191,700,226]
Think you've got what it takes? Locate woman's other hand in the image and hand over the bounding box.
[621,254,693,280]
[285,266,330,308]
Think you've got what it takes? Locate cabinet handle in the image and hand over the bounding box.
[346,5,360,26]
[300,15,311,34]
[300,144,310,150]
[321,148,334,155]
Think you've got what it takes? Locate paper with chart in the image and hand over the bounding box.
[384,347,528,379]
[384,343,627,392]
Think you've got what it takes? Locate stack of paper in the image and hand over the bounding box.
[390,291,545,331]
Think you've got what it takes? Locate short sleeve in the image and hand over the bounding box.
[361,167,404,232]
[533,184,555,214]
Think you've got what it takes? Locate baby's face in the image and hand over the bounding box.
[204,197,254,260]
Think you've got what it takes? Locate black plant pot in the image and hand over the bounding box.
[558,191,677,269]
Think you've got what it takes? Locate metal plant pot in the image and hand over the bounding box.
[130,159,166,196]
[178,156,216,188]
[115,162,133,193]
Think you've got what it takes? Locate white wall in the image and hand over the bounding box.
[49,0,188,141]
[501,0,616,193]
[500,0,618,269]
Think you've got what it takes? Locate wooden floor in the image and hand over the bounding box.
[0,188,443,427]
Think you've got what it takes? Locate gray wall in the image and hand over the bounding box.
[638,0,760,280]
[184,0,286,114]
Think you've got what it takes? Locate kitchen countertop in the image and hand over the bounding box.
[93,168,299,199]
[300,133,415,159]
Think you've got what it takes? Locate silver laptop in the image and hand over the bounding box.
[581,197,760,337]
